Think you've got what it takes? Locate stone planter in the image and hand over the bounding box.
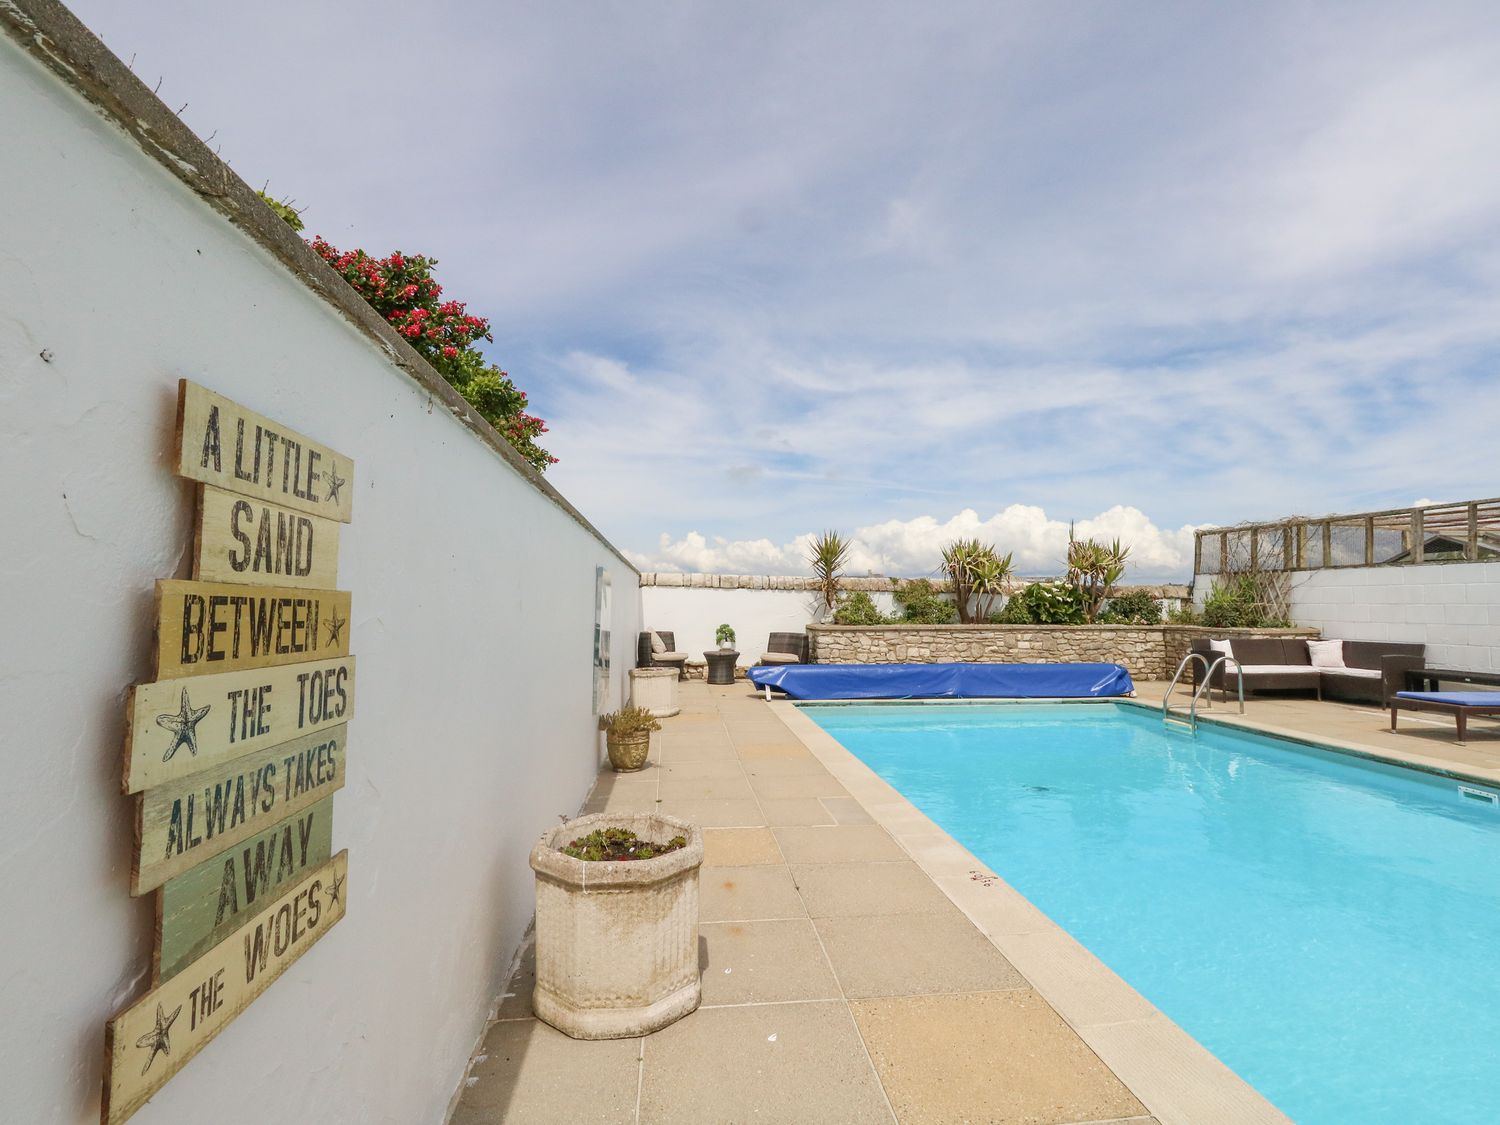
[628,666,680,718]
[529,812,703,1039]
[605,730,651,771]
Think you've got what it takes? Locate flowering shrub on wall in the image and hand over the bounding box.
[307,236,556,471]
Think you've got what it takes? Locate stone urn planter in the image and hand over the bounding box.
[628,666,680,718]
[600,706,661,772]
[529,812,703,1039]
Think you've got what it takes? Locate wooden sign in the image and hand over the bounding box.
[132,726,346,895]
[154,578,351,679]
[175,380,354,522]
[124,657,356,793]
[194,485,341,590]
[102,852,348,1125]
[155,797,335,983]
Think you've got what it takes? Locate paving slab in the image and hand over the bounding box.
[821,795,875,824]
[791,861,960,917]
[453,1018,641,1125]
[758,797,839,826]
[660,760,744,779]
[851,990,1148,1125]
[739,755,831,775]
[655,797,765,827]
[814,912,1027,999]
[657,773,756,802]
[735,740,821,760]
[638,1001,895,1125]
[701,827,783,867]
[772,824,907,864]
[700,864,807,922]
[580,788,662,817]
[748,771,851,800]
[699,918,841,1005]
[655,738,736,762]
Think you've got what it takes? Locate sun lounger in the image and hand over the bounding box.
[1390,691,1500,744]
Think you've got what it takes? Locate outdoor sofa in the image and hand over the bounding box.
[1190,637,1424,705]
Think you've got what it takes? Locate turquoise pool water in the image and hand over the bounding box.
[804,701,1500,1125]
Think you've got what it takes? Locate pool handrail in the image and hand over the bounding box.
[1164,652,1244,730]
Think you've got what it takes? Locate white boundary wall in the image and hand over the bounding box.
[0,31,639,1125]
[641,586,898,664]
[1289,563,1500,672]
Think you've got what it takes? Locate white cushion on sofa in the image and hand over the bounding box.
[1206,639,1239,672]
[1324,667,1380,679]
[1307,639,1346,669]
[1226,664,1322,675]
[649,630,667,654]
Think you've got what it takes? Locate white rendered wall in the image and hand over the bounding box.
[0,35,640,1125]
[640,586,899,664]
[1288,562,1500,672]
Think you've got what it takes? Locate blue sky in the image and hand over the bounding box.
[73,1,1500,579]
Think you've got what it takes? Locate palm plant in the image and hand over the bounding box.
[1066,534,1130,622]
[807,530,851,614]
[941,539,1014,623]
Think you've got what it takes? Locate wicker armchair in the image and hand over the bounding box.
[638,630,689,681]
[756,632,809,666]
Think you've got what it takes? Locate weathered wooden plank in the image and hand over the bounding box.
[154,578,350,679]
[101,852,348,1125]
[155,797,335,982]
[194,485,341,590]
[175,379,354,522]
[132,726,346,895]
[124,657,355,793]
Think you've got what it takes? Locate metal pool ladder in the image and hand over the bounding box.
[1162,651,1243,731]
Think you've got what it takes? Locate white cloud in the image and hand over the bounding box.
[631,505,1203,581]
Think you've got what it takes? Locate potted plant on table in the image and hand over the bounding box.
[715,623,736,650]
[600,706,661,772]
[530,812,703,1039]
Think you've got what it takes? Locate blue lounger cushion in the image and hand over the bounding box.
[746,662,1134,701]
[1394,691,1500,707]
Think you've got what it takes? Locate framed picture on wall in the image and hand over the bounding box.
[593,566,612,714]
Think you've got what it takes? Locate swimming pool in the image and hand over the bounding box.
[804,701,1500,1125]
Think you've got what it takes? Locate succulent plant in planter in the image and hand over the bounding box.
[715,623,736,649]
[599,705,661,772]
[530,812,703,1039]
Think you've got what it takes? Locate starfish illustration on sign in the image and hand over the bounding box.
[325,462,346,504]
[326,871,344,906]
[135,1002,181,1075]
[154,687,210,763]
[326,610,346,647]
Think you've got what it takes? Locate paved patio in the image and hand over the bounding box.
[452,679,1496,1124]
[452,681,1163,1125]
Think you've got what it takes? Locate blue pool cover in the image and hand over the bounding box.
[746,662,1134,700]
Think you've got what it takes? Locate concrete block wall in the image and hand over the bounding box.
[1289,561,1500,672]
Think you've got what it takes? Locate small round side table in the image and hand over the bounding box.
[703,650,739,685]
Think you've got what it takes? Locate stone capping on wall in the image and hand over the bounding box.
[0,0,636,575]
[640,572,1192,597]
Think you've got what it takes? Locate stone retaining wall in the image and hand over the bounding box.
[808,624,1321,681]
